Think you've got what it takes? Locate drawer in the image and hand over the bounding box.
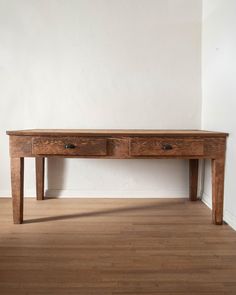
[32,137,107,156]
[130,137,204,157]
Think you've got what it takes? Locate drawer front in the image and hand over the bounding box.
[32,137,107,156]
[130,137,204,157]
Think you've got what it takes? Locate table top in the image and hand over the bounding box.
[6,129,229,137]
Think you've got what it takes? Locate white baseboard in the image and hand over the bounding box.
[202,192,212,208]
[44,189,188,198]
[0,189,188,198]
[202,192,236,231]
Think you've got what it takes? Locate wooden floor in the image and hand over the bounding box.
[0,198,236,295]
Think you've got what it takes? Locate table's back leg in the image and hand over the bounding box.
[36,157,45,200]
[11,157,24,224]
[212,157,225,225]
[189,159,199,201]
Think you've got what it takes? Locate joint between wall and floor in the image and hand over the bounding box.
[0,189,189,198]
[202,192,236,231]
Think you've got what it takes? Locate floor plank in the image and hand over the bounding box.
[0,198,236,294]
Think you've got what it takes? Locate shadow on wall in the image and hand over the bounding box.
[45,158,67,197]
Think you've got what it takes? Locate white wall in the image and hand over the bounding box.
[0,0,202,198]
[202,0,236,229]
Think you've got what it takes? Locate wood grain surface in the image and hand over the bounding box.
[6,129,229,137]
[0,198,236,295]
[36,157,45,201]
[7,130,228,225]
[130,138,204,156]
[32,137,107,156]
[10,158,24,224]
[212,157,226,225]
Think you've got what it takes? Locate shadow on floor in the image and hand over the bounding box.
[24,199,188,224]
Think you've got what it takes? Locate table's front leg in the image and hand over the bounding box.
[36,157,45,200]
[11,157,24,224]
[212,156,225,225]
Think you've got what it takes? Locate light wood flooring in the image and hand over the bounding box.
[0,198,236,295]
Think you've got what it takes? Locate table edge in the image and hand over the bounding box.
[6,129,229,137]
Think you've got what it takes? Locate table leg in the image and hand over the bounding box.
[189,159,199,201]
[11,157,24,224]
[36,157,45,200]
[212,157,225,225]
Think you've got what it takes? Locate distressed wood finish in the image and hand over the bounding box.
[6,129,228,137]
[107,137,129,157]
[9,136,32,157]
[212,157,226,225]
[10,158,24,224]
[130,138,204,157]
[189,159,199,201]
[8,133,227,160]
[36,157,45,201]
[6,129,228,224]
[32,137,107,156]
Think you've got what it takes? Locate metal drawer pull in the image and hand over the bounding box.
[162,143,173,150]
[64,143,76,149]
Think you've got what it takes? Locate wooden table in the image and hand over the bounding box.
[7,129,228,225]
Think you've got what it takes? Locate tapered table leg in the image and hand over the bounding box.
[189,159,199,201]
[36,157,45,200]
[11,157,24,224]
[212,157,225,225]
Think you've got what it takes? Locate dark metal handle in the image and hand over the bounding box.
[64,143,76,149]
[162,143,173,151]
